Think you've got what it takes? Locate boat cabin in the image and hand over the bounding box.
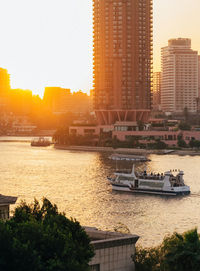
[137,171,165,181]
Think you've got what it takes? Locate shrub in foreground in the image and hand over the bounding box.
[0,198,94,271]
[133,228,200,271]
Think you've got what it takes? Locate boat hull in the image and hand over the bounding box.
[111,184,190,196]
[31,143,50,147]
[129,188,190,196]
[111,183,132,192]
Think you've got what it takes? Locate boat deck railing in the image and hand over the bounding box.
[137,174,165,181]
[115,169,132,174]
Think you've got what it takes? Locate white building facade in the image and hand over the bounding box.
[161,38,199,114]
[86,227,139,271]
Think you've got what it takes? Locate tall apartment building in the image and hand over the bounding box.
[93,0,153,125]
[152,72,161,110]
[43,87,91,114]
[0,68,10,95]
[198,56,200,100]
[43,87,72,114]
[161,38,199,114]
[0,68,10,111]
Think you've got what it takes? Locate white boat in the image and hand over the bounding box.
[107,166,190,196]
[31,137,51,147]
[109,154,150,162]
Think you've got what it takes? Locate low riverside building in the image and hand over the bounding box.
[69,123,200,147]
[0,194,17,220]
[69,125,100,137]
[85,227,139,271]
[113,130,200,147]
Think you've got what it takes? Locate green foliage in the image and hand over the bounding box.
[69,134,98,146]
[151,123,165,128]
[0,198,94,271]
[161,229,200,271]
[189,139,200,148]
[53,128,98,146]
[98,131,112,147]
[155,140,167,149]
[137,120,144,131]
[53,127,69,145]
[133,246,161,271]
[147,139,167,150]
[133,229,200,271]
[177,137,187,148]
[178,122,191,131]
[111,137,135,149]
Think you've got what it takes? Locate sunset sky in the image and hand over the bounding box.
[0,0,199,97]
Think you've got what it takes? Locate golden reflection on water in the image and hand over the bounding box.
[1,141,200,246]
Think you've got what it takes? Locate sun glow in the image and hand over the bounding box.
[0,0,200,96]
[153,0,200,72]
[0,0,93,97]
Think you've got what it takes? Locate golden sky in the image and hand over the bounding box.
[0,0,199,97]
[153,0,200,71]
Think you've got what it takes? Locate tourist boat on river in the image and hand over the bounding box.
[31,137,51,147]
[109,153,150,162]
[107,165,190,196]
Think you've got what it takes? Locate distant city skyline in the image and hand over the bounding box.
[0,0,199,97]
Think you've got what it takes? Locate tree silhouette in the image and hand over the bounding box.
[0,198,94,271]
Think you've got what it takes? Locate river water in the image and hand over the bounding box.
[1,138,200,247]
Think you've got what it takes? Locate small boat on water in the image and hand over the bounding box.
[109,153,150,162]
[107,165,190,196]
[31,137,51,147]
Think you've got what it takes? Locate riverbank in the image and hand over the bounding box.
[54,144,200,156]
[1,138,200,156]
[0,136,53,143]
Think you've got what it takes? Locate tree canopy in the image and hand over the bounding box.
[133,228,200,271]
[0,198,94,271]
[189,139,200,148]
[178,122,191,131]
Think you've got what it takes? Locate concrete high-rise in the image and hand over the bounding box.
[43,87,91,114]
[161,38,199,114]
[0,68,10,111]
[0,68,10,95]
[93,0,153,125]
[198,56,200,101]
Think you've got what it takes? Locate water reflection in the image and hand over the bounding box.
[0,141,200,246]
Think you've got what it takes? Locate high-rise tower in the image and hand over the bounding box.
[93,0,153,125]
[161,38,198,113]
[0,68,10,111]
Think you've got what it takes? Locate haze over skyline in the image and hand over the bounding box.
[0,0,199,97]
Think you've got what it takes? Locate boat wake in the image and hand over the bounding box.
[189,192,200,198]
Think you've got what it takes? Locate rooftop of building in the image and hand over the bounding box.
[168,38,191,47]
[85,227,139,250]
[0,194,17,205]
[114,121,138,127]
